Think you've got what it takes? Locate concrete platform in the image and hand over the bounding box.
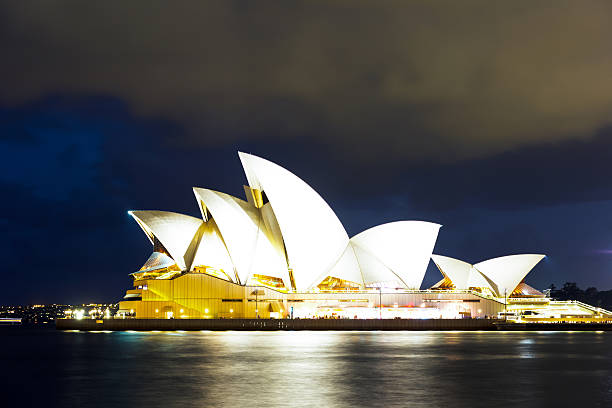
[56,318,500,331]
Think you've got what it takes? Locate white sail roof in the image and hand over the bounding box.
[260,203,288,267]
[466,267,497,292]
[351,243,405,287]
[126,152,551,298]
[238,152,349,291]
[310,241,419,289]
[190,218,237,282]
[431,255,472,289]
[350,221,441,289]
[128,210,203,271]
[137,251,177,274]
[430,254,496,292]
[473,254,546,297]
[321,244,363,286]
[193,188,290,287]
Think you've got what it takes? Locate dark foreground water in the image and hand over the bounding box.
[1,327,611,407]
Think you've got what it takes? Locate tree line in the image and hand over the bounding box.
[549,282,612,310]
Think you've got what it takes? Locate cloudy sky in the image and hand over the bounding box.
[2,1,612,303]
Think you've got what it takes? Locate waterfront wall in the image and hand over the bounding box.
[56,318,499,331]
[495,322,612,331]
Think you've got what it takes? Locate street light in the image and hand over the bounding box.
[378,287,382,319]
[504,289,507,322]
[251,289,265,319]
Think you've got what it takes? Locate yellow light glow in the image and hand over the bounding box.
[180,309,184,313]
[204,308,209,313]
[230,309,233,313]
[155,309,159,313]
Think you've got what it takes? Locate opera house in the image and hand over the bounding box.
[118,153,610,322]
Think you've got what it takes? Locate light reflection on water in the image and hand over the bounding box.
[1,328,611,407]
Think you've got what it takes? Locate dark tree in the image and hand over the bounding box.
[550,282,612,310]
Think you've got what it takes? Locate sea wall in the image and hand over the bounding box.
[56,318,499,331]
[494,322,612,331]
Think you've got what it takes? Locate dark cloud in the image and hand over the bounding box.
[390,125,612,211]
[2,2,612,303]
[2,94,612,305]
[2,1,612,162]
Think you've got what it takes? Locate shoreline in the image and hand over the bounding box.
[55,318,612,331]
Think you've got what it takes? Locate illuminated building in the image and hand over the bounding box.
[118,152,611,321]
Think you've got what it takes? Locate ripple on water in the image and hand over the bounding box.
[0,328,610,408]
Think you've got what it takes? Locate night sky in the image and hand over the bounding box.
[2,2,612,304]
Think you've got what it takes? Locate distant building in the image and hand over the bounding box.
[118,153,611,321]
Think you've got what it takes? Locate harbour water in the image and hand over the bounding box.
[2,327,611,407]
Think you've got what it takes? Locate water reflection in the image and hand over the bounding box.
[1,329,611,407]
